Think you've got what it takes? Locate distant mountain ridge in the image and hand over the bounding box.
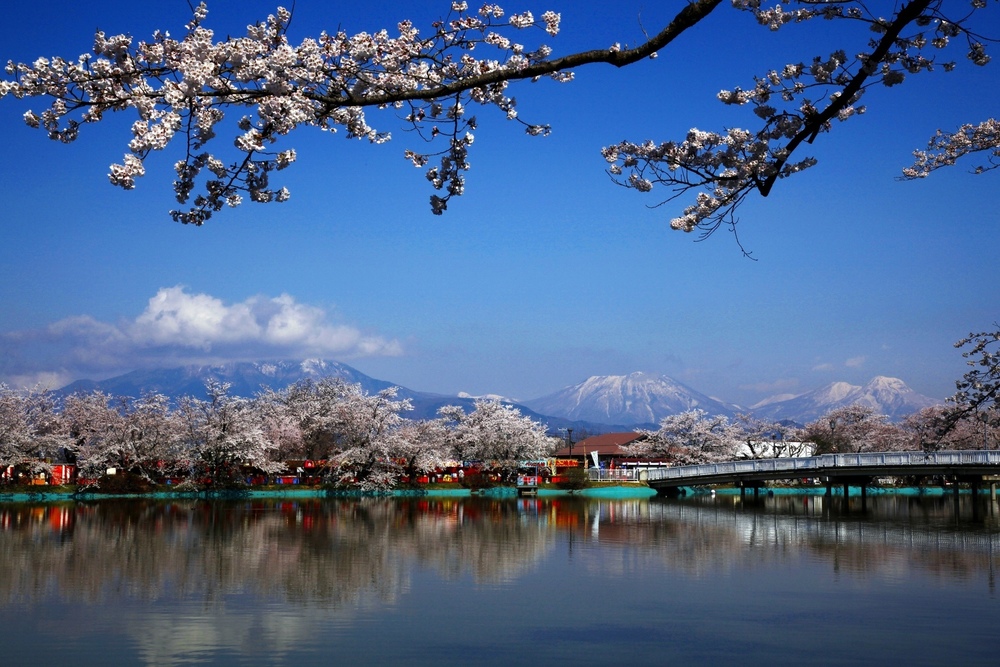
[57,359,405,402]
[750,376,940,423]
[54,360,630,433]
[55,363,941,430]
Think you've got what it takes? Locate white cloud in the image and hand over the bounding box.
[0,287,403,387]
[845,355,867,368]
[2,370,75,391]
[132,287,260,347]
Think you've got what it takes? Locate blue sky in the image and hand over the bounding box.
[1,0,998,407]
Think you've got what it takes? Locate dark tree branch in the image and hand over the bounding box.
[759,0,934,196]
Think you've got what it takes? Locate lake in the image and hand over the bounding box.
[0,491,997,666]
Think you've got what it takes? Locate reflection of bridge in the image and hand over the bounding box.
[645,450,1000,499]
[625,499,1000,558]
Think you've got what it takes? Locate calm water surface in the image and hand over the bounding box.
[1,492,997,666]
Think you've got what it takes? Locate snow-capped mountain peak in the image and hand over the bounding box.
[523,372,737,426]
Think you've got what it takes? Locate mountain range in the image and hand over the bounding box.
[748,376,940,423]
[55,360,942,431]
[55,360,628,432]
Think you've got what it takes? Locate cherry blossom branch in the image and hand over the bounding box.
[1,0,996,235]
[759,0,934,196]
[603,0,997,246]
[0,1,726,225]
[903,119,1000,177]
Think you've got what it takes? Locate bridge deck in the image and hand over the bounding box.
[645,450,1000,490]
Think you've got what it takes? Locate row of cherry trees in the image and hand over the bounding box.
[6,327,1000,484]
[0,378,556,490]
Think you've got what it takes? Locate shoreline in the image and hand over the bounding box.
[0,483,976,503]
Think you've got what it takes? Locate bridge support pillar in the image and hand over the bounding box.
[991,482,997,501]
[825,481,832,497]
[972,480,982,519]
[843,482,850,499]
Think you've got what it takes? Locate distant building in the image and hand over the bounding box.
[552,432,648,467]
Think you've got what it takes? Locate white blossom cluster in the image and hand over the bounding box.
[603,0,997,242]
[0,385,65,478]
[941,327,1000,438]
[904,118,1000,178]
[439,398,554,483]
[0,2,565,224]
[603,127,817,234]
[621,410,741,465]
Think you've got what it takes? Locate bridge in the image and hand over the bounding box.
[644,450,1000,499]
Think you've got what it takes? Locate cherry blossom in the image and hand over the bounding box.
[929,326,1000,447]
[0,2,576,224]
[622,409,740,465]
[0,0,729,224]
[903,119,1000,178]
[325,385,414,490]
[0,385,69,481]
[603,0,997,250]
[800,404,908,454]
[439,398,553,482]
[900,405,997,451]
[176,380,283,486]
[63,391,183,482]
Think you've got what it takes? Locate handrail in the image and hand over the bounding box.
[587,469,638,482]
[645,450,1000,483]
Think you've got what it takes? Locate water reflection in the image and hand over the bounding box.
[1,494,997,606]
[2,494,998,665]
[0,498,559,608]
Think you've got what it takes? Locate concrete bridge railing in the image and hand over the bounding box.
[644,450,1000,485]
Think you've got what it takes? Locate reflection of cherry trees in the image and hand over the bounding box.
[1,496,996,609]
[0,498,556,605]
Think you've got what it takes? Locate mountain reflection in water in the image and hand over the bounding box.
[0,494,997,665]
